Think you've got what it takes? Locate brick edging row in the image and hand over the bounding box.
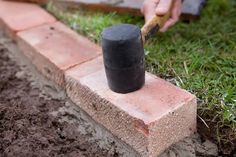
[0,1,197,157]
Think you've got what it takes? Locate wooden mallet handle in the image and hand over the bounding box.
[141,3,173,42]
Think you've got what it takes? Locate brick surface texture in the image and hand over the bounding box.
[16,22,101,87]
[65,59,197,157]
[5,0,47,4]
[0,1,56,38]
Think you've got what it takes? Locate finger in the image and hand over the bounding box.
[159,18,176,32]
[141,6,144,14]
[143,0,160,22]
[155,0,172,15]
[160,0,182,32]
[160,9,179,32]
[172,0,182,19]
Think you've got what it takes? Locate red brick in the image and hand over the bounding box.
[16,22,101,87]
[0,1,56,38]
[66,56,104,79]
[65,65,197,157]
[5,0,47,4]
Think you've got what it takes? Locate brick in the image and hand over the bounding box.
[65,65,197,157]
[66,56,104,79]
[16,22,101,87]
[0,1,56,38]
[5,0,48,4]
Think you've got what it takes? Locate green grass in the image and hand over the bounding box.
[47,0,236,153]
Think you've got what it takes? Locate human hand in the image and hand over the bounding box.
[141,0,182,32]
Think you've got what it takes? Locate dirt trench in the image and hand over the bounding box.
[0,32,224,157]
[0,40,124,157]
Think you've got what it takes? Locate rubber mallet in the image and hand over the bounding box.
[101,9,171,94]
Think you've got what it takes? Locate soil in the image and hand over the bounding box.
[198,118,236,156]
[0,43,114,157]
[0,33,233,157]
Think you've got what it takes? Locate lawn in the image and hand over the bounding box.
[46,0,236,154]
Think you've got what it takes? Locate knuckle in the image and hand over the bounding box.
[156,8,168,15]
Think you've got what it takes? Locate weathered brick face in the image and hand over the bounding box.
[16,22,101,87]
[65,60,197,157]
[4,0,47,4]
[0,0,56,38]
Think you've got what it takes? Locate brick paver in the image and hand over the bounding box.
[0,1,56,38]
[17,22,101,87]
[65,64,197,157]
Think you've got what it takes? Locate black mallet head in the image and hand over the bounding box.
[102,24,145,94]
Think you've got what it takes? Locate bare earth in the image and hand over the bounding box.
[0,33,222,157]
